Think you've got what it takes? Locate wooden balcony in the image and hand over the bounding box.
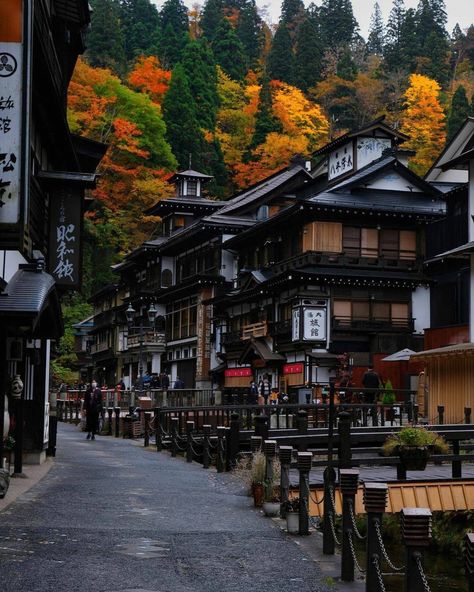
[332,316,415,333]
[91,342,110,354]
[242,321,268,340]
[127,331,166,350]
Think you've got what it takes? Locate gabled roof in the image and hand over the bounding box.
[145,196,224,216]
[217,165,311,215]
[425,117,474,180]
[168,169,214,182]
[312,117,408,158]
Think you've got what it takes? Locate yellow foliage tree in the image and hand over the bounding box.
[400,74,446,176]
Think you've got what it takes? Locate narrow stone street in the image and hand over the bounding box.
[0,424,331,592]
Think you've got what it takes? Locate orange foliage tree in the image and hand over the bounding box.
[400,73,446,176]
[128,56,171,105]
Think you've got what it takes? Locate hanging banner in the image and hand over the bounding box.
[0,0,22,224]
[48,188,83,289]
[292,304,329,343]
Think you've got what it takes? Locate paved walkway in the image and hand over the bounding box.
[0,424,336,592]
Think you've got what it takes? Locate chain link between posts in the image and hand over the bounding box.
[374,520,405,572]
[348,500,366,540]
[348,530,366,573]
[415,555,432,592]
[373,555,387,592]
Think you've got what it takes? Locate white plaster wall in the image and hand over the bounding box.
[412,286,431,335]
[220,249,235,281]
[151,353,161,374]
[0,250,28,283]
[369,172,422,192]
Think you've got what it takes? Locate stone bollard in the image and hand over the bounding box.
[171,417,179,458]
[466,407,472,425]
[114,406,121,438]
[464,532,474,592]
[250,435,262,453]
[401,508,432,592]
[216,426,227,473]
[186,421,194,463]
[202,425,211,469]
[340,469,360,582]
[337,411,352,470]
[154,407,162,452]
[323,466,337,554]
[296,410,308,451]
[438,405,445,424]
[279,446,293,518]
[264,440,277,501]
[227,412,240,470]
[364,482,388,592]
[255,414,269,441]
[107,408,113,435]
[296,452,312,535]
[144,412,151,447]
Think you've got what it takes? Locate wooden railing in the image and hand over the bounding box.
[242,321,268,340]
[127,331,165,348]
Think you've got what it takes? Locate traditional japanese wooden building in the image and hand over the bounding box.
[0,0,104,470]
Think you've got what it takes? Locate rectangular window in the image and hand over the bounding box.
[303,221,343,253]
[399,230,417,260]
[391,302,409,324]
[372,302,390,321]
[361,228,378,258]
[187,180,197,196]
[352,301,370,320]
[380,229,399,259]
[343,227,361,256]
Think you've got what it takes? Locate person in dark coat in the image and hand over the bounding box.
[173,377,185,389]
[247,380,258,404]
[160,372,170,390]
[362,366,381,405]
[83,380,103,440]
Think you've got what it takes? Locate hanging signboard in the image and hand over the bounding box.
[328,141,353,180]
[283,363,304,375]
[224,368,252,378]
[48,188,83,289]
[292,303,329,343]
[0,0,22,224]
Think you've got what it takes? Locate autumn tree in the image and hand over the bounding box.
[400,73,446,175]
[128,56,171,104]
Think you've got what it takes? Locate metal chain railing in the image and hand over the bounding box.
[415,555,432,592]
[301,494,321,528]
[373,555,387,592]
[305,476,325,505]
[348,500,366,540]
[374,520,405,572]
[327,485,341,546]
[348,529,366,573]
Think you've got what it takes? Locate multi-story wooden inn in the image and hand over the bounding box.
[84,120,446,395]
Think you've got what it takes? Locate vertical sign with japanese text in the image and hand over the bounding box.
[302,307,327,342]
[328,141,354,181]
[48,188,83,289]
[0,0,22,224]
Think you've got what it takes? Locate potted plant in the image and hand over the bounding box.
[282,498,300,533]
[381,380,396,421]
[249,451,266,507]
[263,486,281,517]
[382,426,449,471]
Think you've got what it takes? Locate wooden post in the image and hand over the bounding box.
[144,412,151,447]
[216,426,226,473]
[255,414,269,441]
[452,440,462,478]
[114,406,121,438]
[401,508,432,592]
[466,407,472,425]
[171,417,179,458]
[227,412,240,470]
[202,425,211,469]
[340,469,359,582]
[107,407,113,435]
[154,407,162,451]
[186,420,194,463]
[364,482,388,592]
[438,405,445,424]
[264,440,277,501]
[250,435,262,453]
[464,533,474,592]
[338,411,352,470]
[296,452,312,536]
[279,446,293,518]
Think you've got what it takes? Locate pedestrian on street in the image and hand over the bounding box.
[83,380,103,440]
[260,374,271,404]
[247,380,258,404]
[362,366,381,407]
[173,376,185,389]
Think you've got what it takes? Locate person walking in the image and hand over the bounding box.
[248,380,258,405]
[83,380,102,441]
[260,375,271,404]
[362,366,381,410]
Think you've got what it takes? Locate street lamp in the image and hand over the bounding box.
[125,303,157,398]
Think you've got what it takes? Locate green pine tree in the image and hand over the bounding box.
[399,8,420,72]
[267,24,294,84]
[447,86,471,141]
[250,74,282,149]
[419,30,450,86]
[162,64,205,169]
[320,0,358,47]
[212,18,247,80]
[367,2,385,55]
[236,0,264,70]
[384,0,406,71]
[120,0,160,61]
[294,16,323,91]
[181,39,220,131]
[158,0,189,67]
[202,137,229,198]
[337,47,357,81]
[86,0,126,74]
[200,0,224,42]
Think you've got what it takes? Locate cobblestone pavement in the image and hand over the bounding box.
[0,424,332,592]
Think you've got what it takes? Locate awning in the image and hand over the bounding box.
[0,263,63,338]
[37,170,99,188]
[425,241,474,263]
[209,362,226,374]
[306,351,340,366]
[411,342,474,360]
[382,348,416,362]
[238,338,285,366]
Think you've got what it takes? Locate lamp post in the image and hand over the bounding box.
[125,303,157,398]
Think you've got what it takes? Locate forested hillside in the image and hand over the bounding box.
[68,0,474,294]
